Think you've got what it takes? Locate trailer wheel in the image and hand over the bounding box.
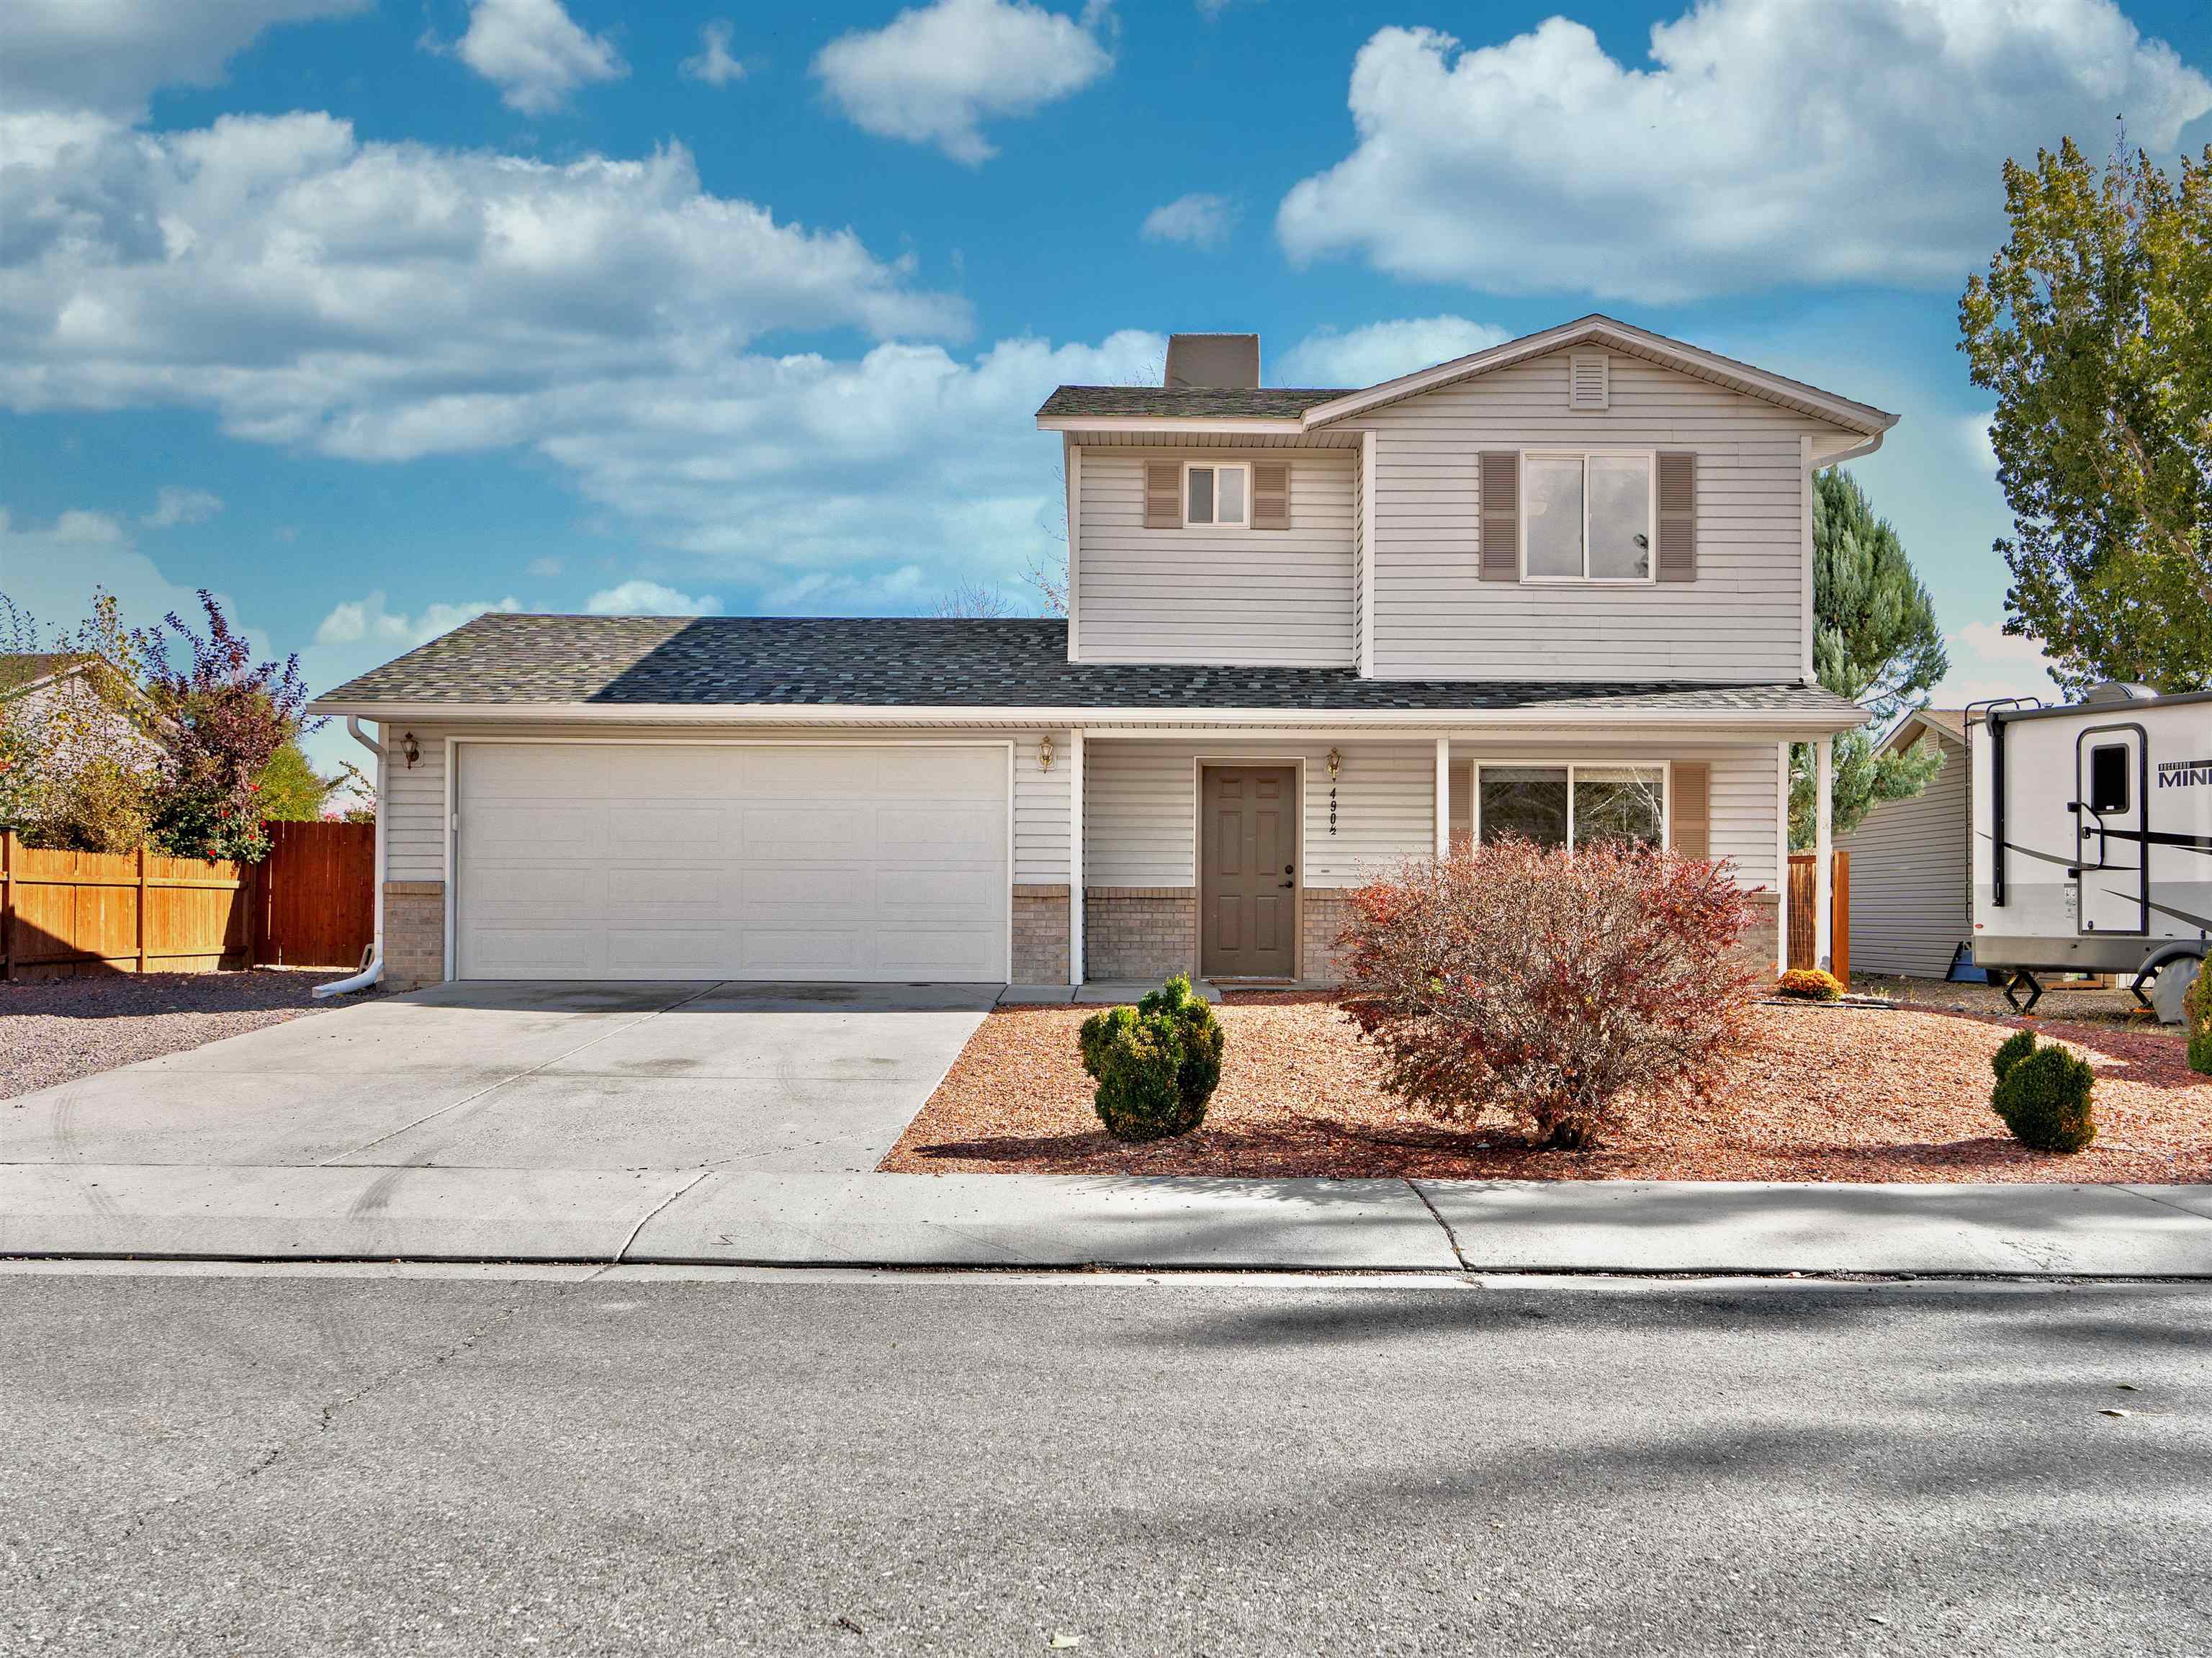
[2139,951,2203,1027]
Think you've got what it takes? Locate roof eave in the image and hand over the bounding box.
[306,697,1871,734]
[1035,415,1308,435]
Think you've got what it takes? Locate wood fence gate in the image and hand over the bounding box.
[1786,850,1850,981]
[259,820,376,968]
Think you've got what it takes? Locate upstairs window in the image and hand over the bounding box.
[1184,462,1249,528]
[1523,452,1654,582]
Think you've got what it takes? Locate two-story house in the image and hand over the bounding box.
[313,316,1879,991]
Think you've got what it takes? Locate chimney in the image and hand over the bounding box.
[1165,333,1259,390]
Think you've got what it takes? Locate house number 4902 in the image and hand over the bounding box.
[1328,785,1338,836]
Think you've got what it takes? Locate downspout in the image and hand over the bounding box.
[313,716,385,998]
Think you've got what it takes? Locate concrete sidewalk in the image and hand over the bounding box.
[4,1163,2209,1275]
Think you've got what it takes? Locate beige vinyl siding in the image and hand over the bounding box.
[1075,449,1356,666]
[1446,743,1780,888]
[1084,739,1433,888]
[381,724,1069,886]
[1362,350,1848,680]
[1838,731,1969,977]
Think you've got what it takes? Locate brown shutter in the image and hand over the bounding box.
[1251,461,1290,529]
[1144,460,1182,529]
[1478,451,1519,581]
[1656,451,1696,582]
[1672,762,1709,858]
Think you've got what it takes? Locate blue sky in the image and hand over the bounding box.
[4,0,2210,776]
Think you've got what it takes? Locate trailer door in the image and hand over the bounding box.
[2077,727,2149,935]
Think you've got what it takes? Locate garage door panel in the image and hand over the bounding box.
[456,742,1009,982]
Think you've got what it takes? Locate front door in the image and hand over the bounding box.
[2077,726,2149,936]
[1200,766,1298,979]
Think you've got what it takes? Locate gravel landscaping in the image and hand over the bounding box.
[881,991,2212,1184]
[1,970,362,1101]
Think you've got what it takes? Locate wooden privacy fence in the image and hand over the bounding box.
[1786,850,1850,981]
[0,821,375,980]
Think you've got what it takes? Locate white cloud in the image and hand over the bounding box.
[142,486,224,528]
[314,592,522,649]
[450,0,626,115]
[1961,413,1999,477]
[1,112,966,453]
[0,503,268,660]
[1278,0,2212,302]
[526,556,564,578]
[1,0,366,118]
[1141,193,1235,248]
[680,19,745,87]
[583,580,721,616]
[814,0,1115,166]
[1932,619,2062,710]
[1276,316,1510,388]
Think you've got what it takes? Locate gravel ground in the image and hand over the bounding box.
[0,970,363,1101]
[881,991,2212,1183]
[1851,972,2151,1028]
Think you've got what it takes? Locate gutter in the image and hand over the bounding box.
[312,717,385,999]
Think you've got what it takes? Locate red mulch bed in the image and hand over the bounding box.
[879,992,2212,1184]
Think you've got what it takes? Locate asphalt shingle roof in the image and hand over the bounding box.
[1036,386,1351,420]
[313,614,1861,720]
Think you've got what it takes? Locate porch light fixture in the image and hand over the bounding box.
[1326,747,1342,780]
[400,731,421,770]
[1038,733,1055,772]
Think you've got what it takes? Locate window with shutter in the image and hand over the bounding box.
[1144,460,1181,529]
[1568,351,1610,410]
[1252,461,1290,529]
[1478,451,1519,582]
[1656,451,1696,582]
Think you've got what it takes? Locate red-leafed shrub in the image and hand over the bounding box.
[1338,839,1758,1150]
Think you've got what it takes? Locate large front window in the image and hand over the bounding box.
[1522,453,1654,581]
[1476,763,1666,850]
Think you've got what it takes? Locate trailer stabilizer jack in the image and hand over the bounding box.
[2002,969,2044,1015]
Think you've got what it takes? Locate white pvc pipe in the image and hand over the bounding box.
[313,716,386,999]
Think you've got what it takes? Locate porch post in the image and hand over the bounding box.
[1775,742,1791,976]
[1814,733,1834,974]
[1434,736,1449,859]
[1067,728,1084,986]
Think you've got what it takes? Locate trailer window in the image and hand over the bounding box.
[2088,744,2131,815]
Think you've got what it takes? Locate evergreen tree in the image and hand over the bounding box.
[1789,469,1949,848]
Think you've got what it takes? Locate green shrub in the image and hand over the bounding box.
[1077,976,1225,1143]
[1991,1028,2040,1083]
[2186,970,2211,1077]
[1990,1041,2097,1153]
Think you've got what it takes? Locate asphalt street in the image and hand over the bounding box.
[4,1267,2208,1657]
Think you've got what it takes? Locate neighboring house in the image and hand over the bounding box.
[1835,708,1969,979]
[0,652,167,780]
[312,315,1880,991]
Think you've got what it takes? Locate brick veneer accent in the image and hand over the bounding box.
[1084,886,1197,981]
[383,880,445,990]
[1012,884,1071,983]
[1740,890,1781,976]
[1298,888,1354,986]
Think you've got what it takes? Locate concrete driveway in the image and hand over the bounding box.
[0,981,997,1174]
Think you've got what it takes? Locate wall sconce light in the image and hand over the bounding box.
[1038,733,1055,772]
[1326,747,1342,781]
[400,731,421,770]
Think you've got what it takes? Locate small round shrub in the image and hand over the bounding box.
[1077,976,1224,1143]
[1990,1027,2040,1082]
[1139,975,1225,1114]
[1776,968,1844,1002]
[2185,970,2211,1078]
[1991,1042,2097,1153]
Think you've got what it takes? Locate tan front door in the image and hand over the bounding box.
[1200,766,1298,979]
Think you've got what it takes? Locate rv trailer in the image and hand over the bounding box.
[1969,682,2211,1019]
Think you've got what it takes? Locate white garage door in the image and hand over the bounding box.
[454,742,1010,981]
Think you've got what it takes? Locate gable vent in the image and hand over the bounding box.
[1568,351,1609,411]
